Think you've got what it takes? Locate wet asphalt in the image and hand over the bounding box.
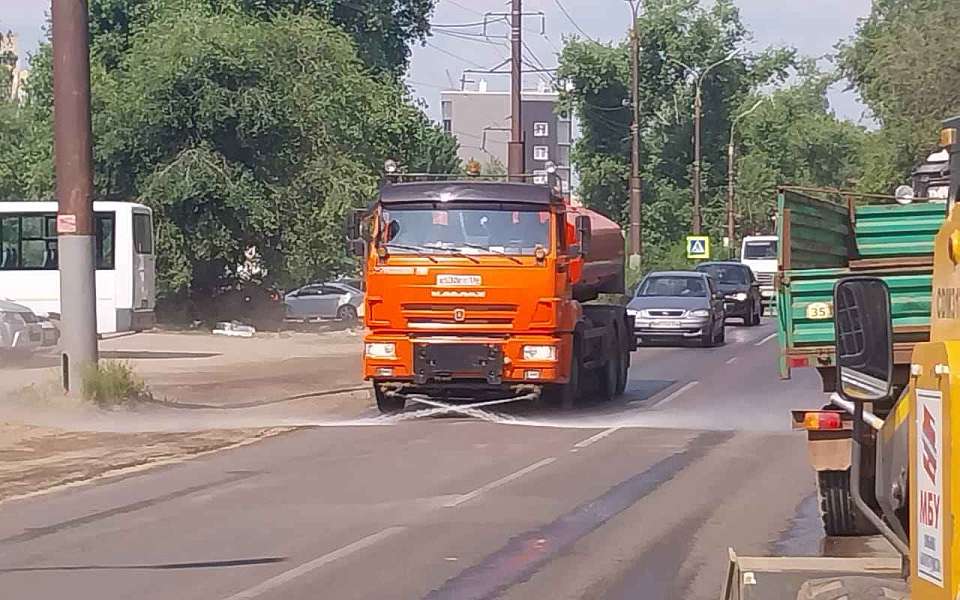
[0,320,895,599]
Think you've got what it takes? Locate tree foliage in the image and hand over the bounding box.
[839,0,960,192]
[4,2,457,309]
[559,0,802,266]
[86,0,435,75]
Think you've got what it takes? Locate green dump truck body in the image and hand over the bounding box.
[776,188,945,382]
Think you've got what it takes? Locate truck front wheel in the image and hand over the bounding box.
[373,385,405,414]
[546,341,581,410]
[818,470,878,536]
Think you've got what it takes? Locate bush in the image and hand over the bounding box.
[81,361,150,407]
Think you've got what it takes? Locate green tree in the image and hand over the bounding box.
[734,71,867,235]
[839,0,960,192]
[11,4,458,307]
[87,0,435,75]
[558,0,795,268]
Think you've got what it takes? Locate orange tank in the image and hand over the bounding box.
[567,205,626,300]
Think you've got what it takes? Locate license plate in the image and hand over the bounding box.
[436,274,481,287]
[652,320,681,329]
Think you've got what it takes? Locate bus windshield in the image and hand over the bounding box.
[743,240,777,260]
[381,206,550,256]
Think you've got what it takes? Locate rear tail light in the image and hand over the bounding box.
[788,356,810,368]
[802,411,843,431]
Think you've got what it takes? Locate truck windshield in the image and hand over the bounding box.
[381,206,549,256]
[637,276,707,298]
[743,241,777,260]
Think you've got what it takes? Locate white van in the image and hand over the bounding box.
[740,235,777,309]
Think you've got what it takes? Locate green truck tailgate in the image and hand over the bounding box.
[776,188,944,379]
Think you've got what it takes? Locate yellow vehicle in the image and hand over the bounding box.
[722,117,960,598]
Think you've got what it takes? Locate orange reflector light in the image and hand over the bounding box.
[803,411,842,431]
[788,356,810,368]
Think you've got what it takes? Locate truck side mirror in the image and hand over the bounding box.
[348,239,365,257]
[346,208,366,243]
[834,277,894,403]
[576,215,592,257]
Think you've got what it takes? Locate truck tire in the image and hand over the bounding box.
[373,385,405,414]
[598,347,619,402]
[547,339,581,410]
[818,470,878,537]
[615,338,629,396]
[797,576,908,600]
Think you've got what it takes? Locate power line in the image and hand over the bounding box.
[431,20,490,29]
[425,42,491,69]
[445,0,484,17]
[553,0,596,43]
[436,29,508,47]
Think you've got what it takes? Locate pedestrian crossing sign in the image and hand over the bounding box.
[686,236,710,259]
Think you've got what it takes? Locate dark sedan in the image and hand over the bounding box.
[695,261,762,326]
[627,271,726,347]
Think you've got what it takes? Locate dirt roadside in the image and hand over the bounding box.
[0,328,370,502]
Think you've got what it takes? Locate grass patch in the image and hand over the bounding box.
[81,361,151,408]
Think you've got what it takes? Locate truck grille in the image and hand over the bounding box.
[402,304,518,329]
[756,272,774,286]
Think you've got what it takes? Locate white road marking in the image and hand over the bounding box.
[571,427,621,451]
[755,333,777,346]
[726,357,738,364]
[444,458,557,508]
[653,381,700,408]
[220,527,405,600]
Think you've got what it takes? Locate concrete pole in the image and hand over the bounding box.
[507,0,525,180]
[627,0,642,265]
[692,85,702,235]
[53,0,98,390]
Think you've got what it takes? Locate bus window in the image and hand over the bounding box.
[19,215,54,269]
[133,213,153,254]
[96,214,115,270]
[1,217,18,269]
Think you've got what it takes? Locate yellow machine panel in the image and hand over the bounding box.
[909,341,960,599]
[931,205,960,343]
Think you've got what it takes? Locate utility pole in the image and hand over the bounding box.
[508,0,524,180]
[667,50,739,236]
[53,0,98,390]
[692,84,703,235]
[727,97,766,257]
[626,0,642,264]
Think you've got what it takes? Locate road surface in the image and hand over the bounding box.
[0,321,843,599]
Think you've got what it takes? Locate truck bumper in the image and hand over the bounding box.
[363,334,565,385]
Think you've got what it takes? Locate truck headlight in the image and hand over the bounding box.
[733,292,748,302]
[523,345,557,361]
[365,342,396,359]
[689,309,710,318]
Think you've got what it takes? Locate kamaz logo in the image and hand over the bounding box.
[453,308,466,322]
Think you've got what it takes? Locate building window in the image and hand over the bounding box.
[557,121,572,145]
[443,119,452,134]
[533,146,549,161]
[532,170,548,185]
[556,145,570,166]
[533,122,549,137]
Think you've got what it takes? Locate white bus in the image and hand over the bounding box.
[0,201,156,334]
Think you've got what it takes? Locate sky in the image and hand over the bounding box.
[3,0,874,123]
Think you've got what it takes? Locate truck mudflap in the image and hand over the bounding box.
[720,549,902,600]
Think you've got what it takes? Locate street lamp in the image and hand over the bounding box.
[666,49,741,235]
[727,97,767,256]
[625,0,642,266]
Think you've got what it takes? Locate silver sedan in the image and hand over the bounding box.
[0,299,44,356]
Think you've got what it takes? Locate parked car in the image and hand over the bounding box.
[0,299,44,357]
[627,271,725,347]
[284,282,364,323]
[695,261,763,326]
